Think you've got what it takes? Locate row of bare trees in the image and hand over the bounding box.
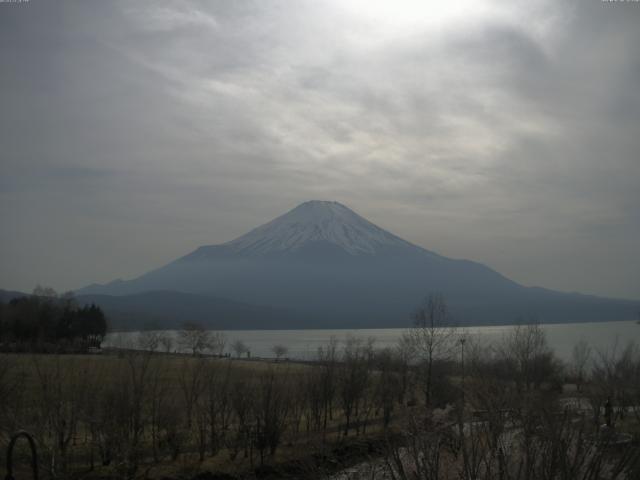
[0,336,417,479]
[134,323,226,357]
[132,324,288,361]
[1,297,639,479]
[381,310,640,480]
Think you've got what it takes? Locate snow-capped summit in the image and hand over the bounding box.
[77,201,639,328]
[222,200,413,256]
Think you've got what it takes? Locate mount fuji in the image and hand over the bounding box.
[78,201,638,329]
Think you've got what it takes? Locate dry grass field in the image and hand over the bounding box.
[1,326,639,480]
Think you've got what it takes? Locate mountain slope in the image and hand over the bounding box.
[76,291,320,331]
[78,201,639,328]
[0,288,29,303]
[0,288,311,331]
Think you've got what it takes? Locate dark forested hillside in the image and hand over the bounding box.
[0,288,107,350]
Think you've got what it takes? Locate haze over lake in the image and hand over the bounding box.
[105,320,639,362]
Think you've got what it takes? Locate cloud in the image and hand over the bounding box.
[0,0,638,299]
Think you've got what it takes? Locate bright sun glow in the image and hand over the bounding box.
[334,0,499,37]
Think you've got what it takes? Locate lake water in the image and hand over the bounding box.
[104,320,639,362]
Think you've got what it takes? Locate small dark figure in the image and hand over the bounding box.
[604,397,613,428]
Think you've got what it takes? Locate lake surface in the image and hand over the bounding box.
[104,320,639,362]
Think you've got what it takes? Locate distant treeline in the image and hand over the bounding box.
[0,286,107,352]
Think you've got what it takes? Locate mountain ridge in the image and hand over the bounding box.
[76,201,639,328]
[0,288,322,331]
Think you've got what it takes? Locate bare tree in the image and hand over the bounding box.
[407,293,457,406]
[32,285,58,299]
[159,331,174,354]
[230,377,255,462]
[384,414,446,480]
[571,338,592,392]
[374,348,400,429]
[32,355,88,476]
[231,339,248,358]
[178,322,212,356]
[499,321,558,393]
[272,344,288,361]
[287,372,307,435]
[253,369,291,464]
[589,340,639,425]
[204,361,234,457]
[146,356,171,463]
[383,333,640,480]
[209,331,227,356]
[317,336,339,436]
[137,330,162,352]
[122,350,154,475]
[395,334,416,405]
[0,355,22,440]
[338,336,372,436]
[178,356,207,429]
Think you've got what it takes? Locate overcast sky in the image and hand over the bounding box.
[1,0,639,300]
